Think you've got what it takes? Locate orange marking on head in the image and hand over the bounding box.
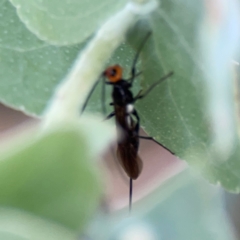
[103,65,122,83]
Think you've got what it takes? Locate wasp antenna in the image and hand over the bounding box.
[130,31,152,84]
[132,32,152,69]
[101,76,106,115]
[129,178,133,213]
[81,78,101,114]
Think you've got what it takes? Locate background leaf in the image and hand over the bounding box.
[0,208,76,240]
[130,0,240,191]
[9,0,128,45]
[86,170,237,240]
[0,0,85,115]
[0,119,111,232]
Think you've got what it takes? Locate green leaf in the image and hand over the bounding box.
[86,170,236,240]
[131,1,240,191]
[0,118,114,231]
[0,0,85,115]
[0,208,76,240]
[0,0,44,50]
[9,0,128,45]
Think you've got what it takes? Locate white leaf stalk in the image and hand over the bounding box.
[43,0,158,128]
[200,0,240,160]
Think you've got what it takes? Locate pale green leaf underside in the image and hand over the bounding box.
[136,0,240,191]
[9,0,128,45]
[0,0,44,50]
[0,124,103,231]
[86,171,236,240]
[0,0,84,115]
[0,208,76,240]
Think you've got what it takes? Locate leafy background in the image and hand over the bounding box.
[0,0,239,239]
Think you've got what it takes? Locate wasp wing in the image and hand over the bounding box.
[117,142,142,180]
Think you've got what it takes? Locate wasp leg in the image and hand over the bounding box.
[133,89,143,102]
[139,136,175,155]
[131,109,140,132]
[105,112,115,120]
[133,72,174,102]
[126,71,142,82]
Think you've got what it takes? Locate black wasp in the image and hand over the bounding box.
[82,32,174,212]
